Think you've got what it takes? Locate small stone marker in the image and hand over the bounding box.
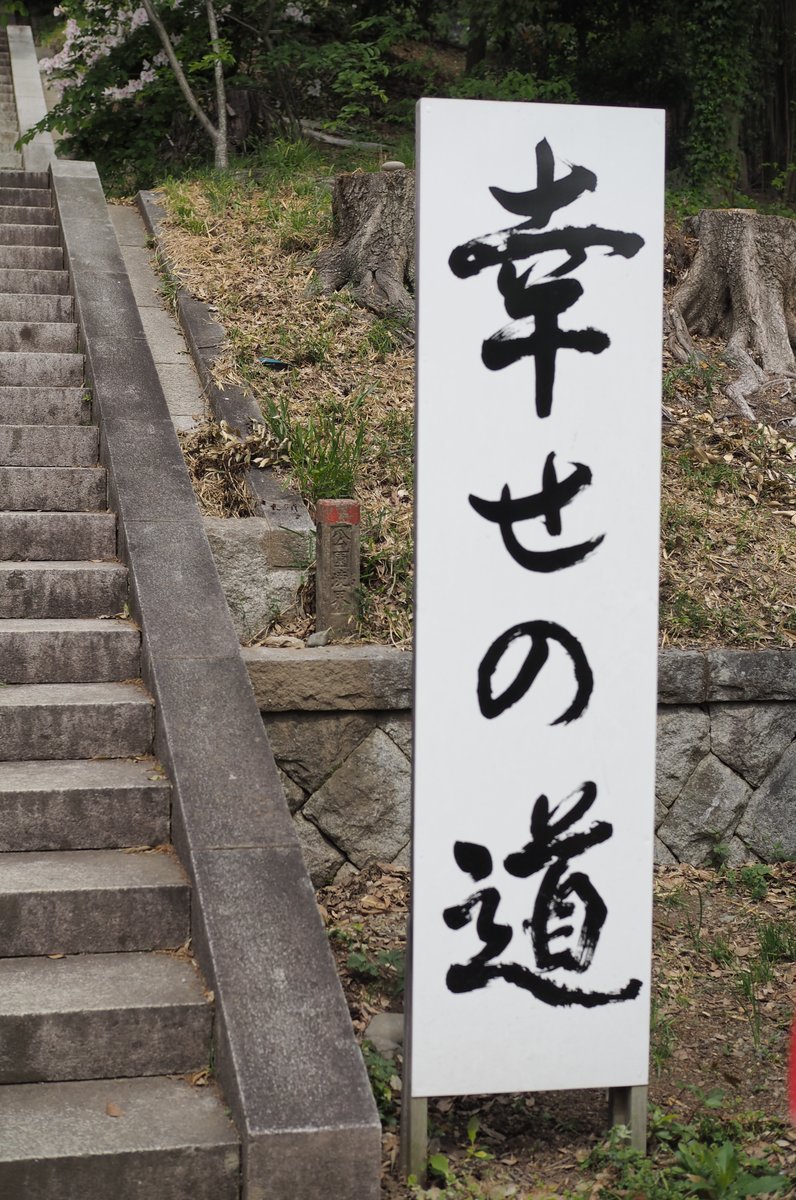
[315,499,360,636]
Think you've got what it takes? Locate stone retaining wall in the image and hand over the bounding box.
[243,646,796,884]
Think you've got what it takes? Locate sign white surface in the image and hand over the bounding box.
[411,98,665,1098]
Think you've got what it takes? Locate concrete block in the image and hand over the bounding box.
[0,952,210,1082]
[0,1076,239,1200]
[203,516,306,639]
[0,244,62,269]
[0,561,128,618]
[0,204,55,225]
[0,511,115,560]
[0,422,96,465]
[139,305,191,366]
[0,221,60,245]
[0,848,189,955]
[0,186,52,207]
[0,681,154,760]
[0,464,105,511]
[0,386,90,425]
[0,320,77,352]
[0,758,170,852]
[0,350,82,386]
[191,846,381,1200]
[108,203,148,247]
[147,655,297,857]
[157,361,205,419]
[0,618,139,683]
[0,267,67,293]
[0,294,73,322]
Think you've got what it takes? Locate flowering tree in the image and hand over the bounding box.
[33,0,232,174]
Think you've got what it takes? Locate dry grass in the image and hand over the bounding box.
[155,147,796,649]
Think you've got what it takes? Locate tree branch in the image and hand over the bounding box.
[139,0,219,146]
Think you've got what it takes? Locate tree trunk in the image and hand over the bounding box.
[314,169,415,325]
[668,208,796,418]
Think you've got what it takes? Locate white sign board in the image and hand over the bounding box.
[411,98,664,1098]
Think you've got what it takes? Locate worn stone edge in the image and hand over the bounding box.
[7,24,56,171]
[52,159,380,1197]
[135,188,314,539]
[244,645,796,711]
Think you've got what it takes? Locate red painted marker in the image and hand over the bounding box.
[790,1017,796,1122]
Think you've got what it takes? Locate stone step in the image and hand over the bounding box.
[0,952,211,1083]
[0,187,53,207]
[0,681,153,760]
[0,321,76,353]
[0,293,72,321]
[0,155,21,170]
[0,172,48,190]
[0,221,60,245]
[0,423,96,465]
[0,204,56,225]
[0,849,189,956]
[0,562,127,618]
[0,350,81,384]
[0,511,114,560]
[0,1076,239,1200]
[0,465,105,510]
[0,759,169,852]
[0,387,90,425]
[0,268,68,294]
[0,618,138,683]
[0,244,62,270]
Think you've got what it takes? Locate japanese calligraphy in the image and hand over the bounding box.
[444,784,642,1007]
[449,137,644,419]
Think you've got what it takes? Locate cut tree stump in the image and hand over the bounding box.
[314,168,415,326]
[667,208,796,418]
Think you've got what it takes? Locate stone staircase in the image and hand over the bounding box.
[0,117,239,1200]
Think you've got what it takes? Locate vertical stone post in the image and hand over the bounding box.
[315,499,360,636]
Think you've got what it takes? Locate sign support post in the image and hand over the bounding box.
[608,1085,648,1151]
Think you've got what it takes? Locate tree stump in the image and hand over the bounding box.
[314,168,415,325]
[668,209,796,418]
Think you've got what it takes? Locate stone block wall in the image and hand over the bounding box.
[243,646,796,885]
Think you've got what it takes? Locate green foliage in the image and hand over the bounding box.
[586,1103,788,1200]
[757,920,796,963]
[360,1040,400,1126]
[260,390,367,503]
[346,946,406,996]
[675,1138,787,1198]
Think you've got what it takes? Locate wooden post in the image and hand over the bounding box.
[608,1085,648,1152]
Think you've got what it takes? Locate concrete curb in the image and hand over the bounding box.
[135,189,314,554]
[51,157,380,1200]
[6,25,54,171]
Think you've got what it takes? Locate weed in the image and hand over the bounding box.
[650,997,676,1076]
[708,934,735,966]
[735,959,773,1052]
[587,1102,788,1200]
[736,865,773,901]
[360,1040,399,1126]
[346,947,405,997]
[684,888,706,954]
[757,919,796,963]
[663,356,725,409]
[260,390,368,502]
